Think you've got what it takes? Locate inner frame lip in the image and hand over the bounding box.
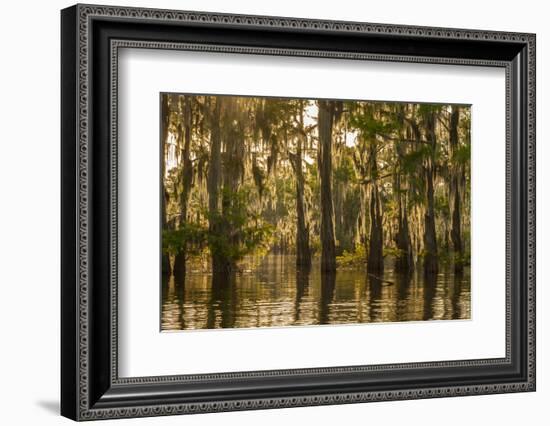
[109,38,512,385]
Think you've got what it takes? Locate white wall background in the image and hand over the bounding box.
[0,0,546,424]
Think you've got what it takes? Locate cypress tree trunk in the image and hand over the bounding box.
[317,100,337,272]
[366,134,384,273]
[394,192,413,271]
[451,187,463,269]
[161,187,171,276]
[161,95,171,277]
[367,184,384,272]
[207,97,228,275]
[219,98,244,274]
[424,173,438,274]
[449,106,464,272]
[334,179,343,251]
[173,97,194,281]
[394,105,413,272]
[295,132,311,269]
[423,112,438,275]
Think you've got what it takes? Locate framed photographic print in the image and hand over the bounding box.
[61,4,536,421]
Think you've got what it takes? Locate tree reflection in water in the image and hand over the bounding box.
[161,254,470,331]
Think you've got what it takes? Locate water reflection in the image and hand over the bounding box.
[161,254,471,331]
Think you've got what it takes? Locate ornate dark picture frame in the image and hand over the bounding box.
[61,4,536,421]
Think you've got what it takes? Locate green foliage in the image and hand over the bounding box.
[309,236,321,255]
[209,187,274,263]
[452,144,471,166]
[164,187,274,267]
[453,251,471,267]
[383,246,405,258]
[349,104,400,139]
[402,145,432,173]
[333,155,356,183]
[435,193,450,217]
[383,197,400,221]
[417,104,442,116]
[162,222,208,256]
[336,245,367,268]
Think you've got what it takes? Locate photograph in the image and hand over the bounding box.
[160,94,472,331]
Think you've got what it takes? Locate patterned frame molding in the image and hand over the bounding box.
[61,3,536,421]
